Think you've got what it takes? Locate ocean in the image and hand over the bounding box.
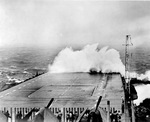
[120,46,150,74]
[0,45,149,84]
[0,46,58,83]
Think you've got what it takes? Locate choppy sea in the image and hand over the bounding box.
[0,46,59,83]
[0,45,149,84]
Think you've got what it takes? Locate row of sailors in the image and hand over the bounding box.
[1,109,122,122]
[55,110,79,122]
[15,109,79,122]
[57,109,120,122]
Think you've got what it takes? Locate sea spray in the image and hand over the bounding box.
[49,43,125,75]
[130,71,150,105]
[137,71,150,81]
[134,84,150,105]
[130,71,150,81]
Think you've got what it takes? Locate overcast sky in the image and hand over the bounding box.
[0,0,150,49]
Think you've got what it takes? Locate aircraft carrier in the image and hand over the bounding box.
[0,72,125,122]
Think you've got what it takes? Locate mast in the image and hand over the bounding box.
[125,35,132,84]
[123,35,134,122]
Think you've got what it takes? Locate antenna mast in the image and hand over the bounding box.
[125,35,132,84]
[123,35,134,122]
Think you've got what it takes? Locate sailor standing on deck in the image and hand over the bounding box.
[57,110,62,122]
[16,111,22,122]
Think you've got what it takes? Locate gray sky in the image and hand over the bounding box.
[0,0,150,48]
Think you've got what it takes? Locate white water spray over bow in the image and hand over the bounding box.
[49,43,125,75]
